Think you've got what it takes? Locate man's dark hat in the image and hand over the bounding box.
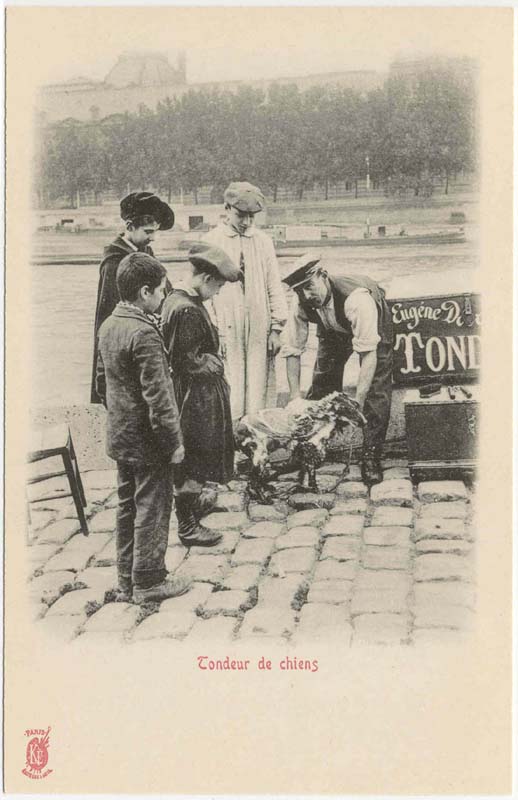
[282,253,322,289]
[120,191,175,230]
[188,242,240,282]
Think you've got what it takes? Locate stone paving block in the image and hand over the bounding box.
[313,560,357,582]
[215,491,246,513]
[419,502,468,520]
[286,509,329,529]
[222,563,263,592]
[314,474,341,493]
[201,512,250,531]
[335,481,368,498]
[417,481,468,503]
[187,531,239,559]
[330,499,368,516]
[81,602,141,633]
[414,554,473,582]
[132,610,197,640]
[29,570,77,605]
[361,546,410,571]
[370,507,414,527]
[415,539,472,556]
[370,480,413,507]
[288,493,336,510]
[31,496,72,515]
[85,487,118,506]
[353,613,410,645]
[37,518,80,545]
[351,588,408,616]
[187,616,239,642]
[356,569,412,592]
[28,475,69,500]
[321,537,361,562]
[88,508,117,533]
[243,521,285,539]
[414,604,475,631]
[29,510,56,533]
[268,547,316,576]
[412,628,470,646]
[363,527,412,547]
[232,537,274,566]
[46,588,105,616]
[82,469,118,490]
[76,566,118,595]
[165,546,187,572]
[296,604,352,643]
[160,582,214,614]
[341,464,363,481]
[322,515,364,537]
[175,555,229,586]
[307,580,352,605]
[383,467,410,480]
[36,615,84,642]
[44,533,111,573]
[413,582,476,610]
[92,537,117,567]
[414,518,468,541]
[276,527,320,550]
[276,471,300,483]
[203,589,251,617]
[27,543,60,572]
[316,463,348,476]
[239,606,296,638]
[249,504,287,522]
[257,575,308,608]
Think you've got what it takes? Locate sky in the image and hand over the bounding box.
[11,6,480,88]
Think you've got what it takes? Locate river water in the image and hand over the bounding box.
[31,229,478,407]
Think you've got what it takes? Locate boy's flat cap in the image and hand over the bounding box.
[120,191,175,230]
[282,253,322,289]
[223,182,265,213]
[188,242,241,282]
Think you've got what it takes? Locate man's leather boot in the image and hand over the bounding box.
[361,445,383,487]
[192,487,218,521]
[175,494,222,547]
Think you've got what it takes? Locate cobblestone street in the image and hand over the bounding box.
[27,461,476,646]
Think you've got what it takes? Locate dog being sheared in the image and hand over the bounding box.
[235,391,367,503]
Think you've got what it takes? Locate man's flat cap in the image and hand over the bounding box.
[120,191,175,230]
[282,253,322,289]
[223,181,265,213]
[188,242,241,282]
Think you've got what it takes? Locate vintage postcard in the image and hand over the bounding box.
[3,6,513,795]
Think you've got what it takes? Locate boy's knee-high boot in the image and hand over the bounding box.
[174,494,222,547]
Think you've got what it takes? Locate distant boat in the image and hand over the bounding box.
[273,230,466,249]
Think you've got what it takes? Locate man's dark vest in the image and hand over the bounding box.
[299,274,393,345]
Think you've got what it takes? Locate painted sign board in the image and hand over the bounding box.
[388,293,481,386]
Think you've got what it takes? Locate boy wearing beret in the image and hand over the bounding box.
[90,191,175,403]
[161,243,240,546]
[96,252,189,603]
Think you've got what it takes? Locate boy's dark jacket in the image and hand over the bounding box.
[90,235,172,403]
[96,304,182,464]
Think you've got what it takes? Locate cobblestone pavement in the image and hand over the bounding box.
[27,461,476,646]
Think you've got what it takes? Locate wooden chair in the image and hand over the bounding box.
[28,424,89,536]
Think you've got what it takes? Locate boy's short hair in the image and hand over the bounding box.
[125,214,158,230]
[116,252,167,301]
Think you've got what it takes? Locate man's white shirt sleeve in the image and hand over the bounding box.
[344,288,380,352]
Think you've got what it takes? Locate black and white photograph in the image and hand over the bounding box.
[4,6,513,795]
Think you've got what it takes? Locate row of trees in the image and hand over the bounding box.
[34,66,476,207]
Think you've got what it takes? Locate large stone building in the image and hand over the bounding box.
[36,50,384,124]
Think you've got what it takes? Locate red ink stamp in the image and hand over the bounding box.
[22,726,53,779]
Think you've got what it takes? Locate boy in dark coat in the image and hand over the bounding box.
[90,191,175,403]
[96,252,189,603]
[161,243,240,547]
